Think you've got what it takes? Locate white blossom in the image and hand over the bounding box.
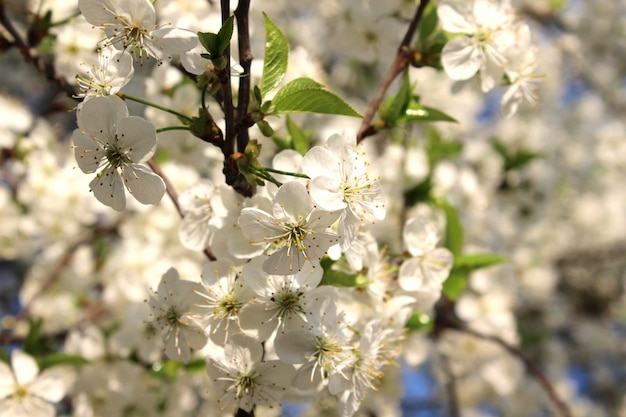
[0,350,69,417]
[78,0,198,62]
[238,181,342,275]
[75,48,134,99]
[72,95,165,210]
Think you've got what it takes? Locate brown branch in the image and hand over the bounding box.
[220,0,236,158]
[356,0,430,143]
[438,352,460,417]
[234,0,252,153]
[147,159,217,261]
[459,326,572,417]
[0,3,76,98]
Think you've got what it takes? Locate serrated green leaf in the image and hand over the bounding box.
[198,32,220,58]
[261,13,288,97]
[286,116,310,155]
[402,103,457,123]
[39,354,89,370]
[319,258,368,287]
[217,15,235,56]
[271,134,291,151]
[272,77,362,118]
[452,253,508,273]
[436,198,464,256]
[442,271,467,300]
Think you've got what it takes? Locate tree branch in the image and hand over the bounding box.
[147,159,217,261]
[235,0,252,153]
[356,0,430,143]
[0,2,76,98]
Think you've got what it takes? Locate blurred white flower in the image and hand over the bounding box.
[147,268,208,363]
[0,350,69,417]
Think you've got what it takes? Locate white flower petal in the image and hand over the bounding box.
[273,181,313,222]
[438,3,474,33]
[121,164,165,205]
[72,130,105,174]
[0,361,15,400]
[76,96,118,139]
[115,116,157,163]
[11,350,39,386]
[151,27,199,57]
[441,37,482,80]
[29,370,68,403]
[309,176,346,211]
[301,146,341,179]
[89,167,126,211]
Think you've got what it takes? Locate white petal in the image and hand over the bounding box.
[29,370,67,403]
[398,259,425,292]
[121,164,165,205]
[11,350,39,386]
[76,96,118,140]
[115,116,157,163]
[437,3,475,33]
[72,129,106,174]
[301,146,341,179]
[273,181,313,222]
[274,330,317,364]
[90,167,126,211]
[238,302,277,342]
[151,27,199,58]
[238,208,284,243]
[0,361,15,400]
[78,0,118,26]
[441,37,482,81]
[179,213,213,251]
[309,176,346,211]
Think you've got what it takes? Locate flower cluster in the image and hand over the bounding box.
[437,0,542,117]
[140,129,453,416]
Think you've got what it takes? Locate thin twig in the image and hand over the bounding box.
[438,351,460,417]
[459,326,573,417]
[356,0,430,142]
[0,3,76,97]
[220,0,236,158]
[235,0,252,153]
[147,159,218,262]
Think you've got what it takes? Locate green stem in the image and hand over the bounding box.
[49,12,82,28]
[249,166,283,187]
[118,93,193,123]
[156,126,192,134]
[252,165,310,180]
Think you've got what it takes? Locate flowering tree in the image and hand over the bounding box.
[1,1,625,417]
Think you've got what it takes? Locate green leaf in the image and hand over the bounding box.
[261,13,289,97]
[417,3,439,44]
[24,318,44,356]
[442,271,467,300]
[436,198,464,256]
[39,354,89,370]
[401,103,457,123]
[184,358,207,373]
[198,32,220,58]
[217,15,235,56]
[380,71,412,126]
[272,77,362,118]
[319,258,368,287]
[198,16,235,60]
[286,116,311,155]
[406,311,433,331]
[452,253,508,273]
[426,129,463,167]
[404,175,433,206]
